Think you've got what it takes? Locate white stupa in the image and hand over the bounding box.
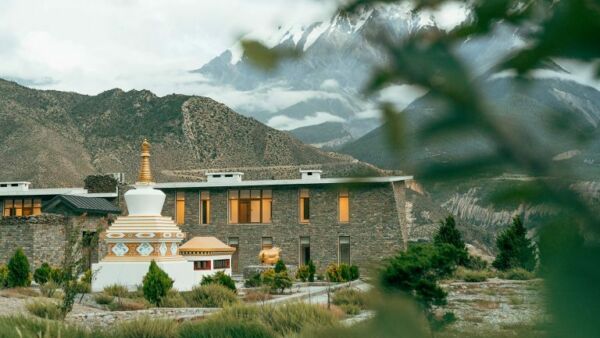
[91,140,234,292]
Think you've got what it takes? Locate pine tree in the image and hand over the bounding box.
[493,216,537,271]
[274,259,286,273]
[434,215,469,265]
[143,260,173,306]
[7,248,31,287]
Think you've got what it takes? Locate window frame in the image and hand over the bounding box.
[199,191,210,225]
[299,189,310,223]
[338,188,350,223]
[194,260,211,271]
[299,236,310,265]
[228,189,272,224]
[213,259,230,269]
[338,235,351,265]
[175,191,186,225]
[261,237,273,250]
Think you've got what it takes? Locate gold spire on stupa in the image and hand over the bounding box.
[137,139,153,184]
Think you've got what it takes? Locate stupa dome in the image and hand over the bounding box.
[124,139,166,216]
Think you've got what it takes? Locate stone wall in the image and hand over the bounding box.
[0,214,109,269]
[159,182,407,273]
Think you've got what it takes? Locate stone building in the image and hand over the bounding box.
[153,170,412,274]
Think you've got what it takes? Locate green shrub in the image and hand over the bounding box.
[493,216,537,272]
[339,264,351,282]
[339,303,361,315]
[0,316,98,338]
[183,284,238,308]
[465,255,489,270]
[261,269,275,286]
[501,268,535,280]
[296,265,310,282]
[0,265,9,288]
[39,280,60,298]
[245,272,263,287]
[7,248,31,287]
[349,265,360,281]
[142,260,173,306]
[434,215,470,266]
[307,260,316,282]
[271,271,292,294]
[326,264,341,282]
[332,288,367,309]
[33,263,52,285]
[111,316,177,338]
[94,293,115,305]
[26,299,62,320]
[49,267,65,285]
[274,259,286,273]
[107,298,149,311]
[454,267,489,282]
[179,318,275,338]
[159,289,187,308]
[103,284,129,298]
[201,270,236,291]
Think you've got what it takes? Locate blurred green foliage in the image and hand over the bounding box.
[243,0,600,336]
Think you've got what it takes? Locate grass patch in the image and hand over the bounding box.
[179,319,275,338]
[182,284,238,308]
[243,289,272,303]
[25,299,63,320]
[0,316,99,338]
[454,268,490,282]
[103,284,129,298]
[110,316,177,338]
[107,298,149,311]
[2,287,40,298]
[331,288,367,315]
[473,299,500,310]
[500,268,535,280]
[94,293,114,305]
[159,289,188,308]
[508,295,525,305]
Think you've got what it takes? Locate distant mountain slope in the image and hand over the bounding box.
[0,78,378,187]
[289,122,353,149]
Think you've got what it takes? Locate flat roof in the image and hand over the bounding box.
[154,175,413,189]
[0,188,118,198]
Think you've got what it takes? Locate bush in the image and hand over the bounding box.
[465,255,489,270]
[49,267,65,285]
[183,284,238,308]
[26,299,62,320]
[108,298,149,311]
[349,265,360,281]
[94,293,115,305]
[339,303,361,315]
[111,316,177,338]
[493,216,537,272]
[0,316,96,338]
[244,289,272,303]
[179,318,275,338]
[434,215,469,265]
[326,264,342,282]
[142,260,173,306]
[201,271,236,292]
[39,280,60,298]
[339,264,351,282]
[244,272,263,287]
[274,259,286,273]
[7,248,31,287]
[501,268,535,280]
[103,284,129,298]
[296,265,310,282]
[159,289,187,307]
[0,265,8,288]
[332,288,367,309]
[271,271,292,294]
[454,267,489,282]
[33,263,52,285]
[307,260,316,282]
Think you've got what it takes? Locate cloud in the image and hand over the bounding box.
[0,0,335,95]
[320,79,340,91]
[267,112,345,130]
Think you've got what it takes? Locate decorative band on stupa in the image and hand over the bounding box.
[138,138,154,184]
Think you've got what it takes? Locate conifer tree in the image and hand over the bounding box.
[143,260,173,306]
[434,215,469,266]
[7,248,31,287]
[493,216,537,271]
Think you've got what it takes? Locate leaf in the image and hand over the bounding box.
[241,40,300,71]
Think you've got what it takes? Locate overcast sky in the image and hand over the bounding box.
[0,0,337,95]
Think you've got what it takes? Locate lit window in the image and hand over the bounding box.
[339,236,350,265]
[33,199,42,216]
[300,236,310,265]
[23,199,33,216]
[200,191,210,224]
[213,259,230,269]
[14,199,22,217]
[228,189,272,224]
[194,260,211,270]
[338,189,349,223]
[262,237,273,250]
[3,199,13,217]
[176,191,185,225]
[299,189,310,223]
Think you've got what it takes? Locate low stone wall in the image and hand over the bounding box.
[67,307,220,328]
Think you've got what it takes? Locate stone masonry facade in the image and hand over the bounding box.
[159,182,407,273]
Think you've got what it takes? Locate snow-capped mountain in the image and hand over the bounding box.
[193,5,441,146]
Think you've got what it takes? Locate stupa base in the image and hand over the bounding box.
[92,259,197,292]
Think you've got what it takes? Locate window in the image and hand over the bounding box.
[228,189,272,224]
[213,259,230,269]
[339,236,350,265]
[176,191,185,225]
[300,236,310,265]
[2,198,42,217]
[194,260,211,270]
[262,237,273,250]
[200,191,210,224]
[299,189,310,223]
[338,189,349,223]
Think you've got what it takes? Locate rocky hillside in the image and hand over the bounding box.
[0,78,379,187]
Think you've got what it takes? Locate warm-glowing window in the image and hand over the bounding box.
[1,198,41,217]
[338,189,349,223]
[213,259,230,269]
[176,191,185,225]
[262,237,273,250]
[228,189,272,224]
[299,189,310,223]
[23,199,33,216]
[200,191,210,224]
[194,260,211,270]
[339,236,350,265]
[3,199,13,217]
[33,199,41,215]
[14,199,23,217]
